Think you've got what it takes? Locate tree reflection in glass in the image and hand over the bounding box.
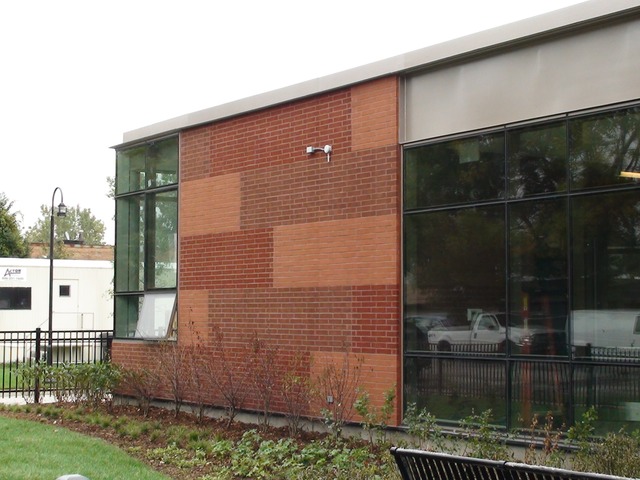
[570,107,640,190]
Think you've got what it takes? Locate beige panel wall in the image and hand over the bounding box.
[351,77,398,150]
[403,19,640,143]
[273,214,398,288]
[180,173,241,236]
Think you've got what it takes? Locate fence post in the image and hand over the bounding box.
[34,328,41,404]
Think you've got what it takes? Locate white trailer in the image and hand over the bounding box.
[0,258,113,332]
[572,310,640,350]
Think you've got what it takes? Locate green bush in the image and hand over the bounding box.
[354,385,396,444]
[567,407,640,477]
[16,361,122,406]
[403,402,447,451]
[459,410,511,461]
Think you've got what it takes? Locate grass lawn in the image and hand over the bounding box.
[1,363,21,390]
[0,416,171,480]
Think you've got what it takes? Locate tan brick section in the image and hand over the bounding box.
[180,173,241,236]
[351,77,398,151]
[273,214,397,288]
[178,289,210,343]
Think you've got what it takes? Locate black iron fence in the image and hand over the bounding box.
[406,347,640,428]
[0,328,112,401]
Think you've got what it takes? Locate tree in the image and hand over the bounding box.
[107,176,115,199]
[0,193,29,258]
[26,204,106,248]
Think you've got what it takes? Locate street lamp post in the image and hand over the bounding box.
[47,187,67,365]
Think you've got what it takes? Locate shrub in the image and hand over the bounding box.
[121,366,162,416]
[523,411,566,468]
[16,361,121,406]
[204,327,251,426]
[403,402,447,451]
[156,340,190,417]
[15,362,48,403]
[459,409,511,461]
[354,385,396,444]
[248,334,280,429]
[314,345,363,438]
[282,351,312,436]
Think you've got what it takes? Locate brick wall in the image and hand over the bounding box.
[114,76,402,425]
[29,243,113,261]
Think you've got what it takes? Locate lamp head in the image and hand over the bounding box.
[56,202,67,217]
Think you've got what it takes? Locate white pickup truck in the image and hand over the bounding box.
[427,312,506,352]
[427,312,567,354]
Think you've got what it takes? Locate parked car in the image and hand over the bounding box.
[404,314,449,351]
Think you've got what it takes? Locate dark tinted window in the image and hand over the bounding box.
[404,132,505,209]
[0,287,31,310]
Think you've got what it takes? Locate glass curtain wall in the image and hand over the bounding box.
[114,136,178,339]
[403,105,640,433]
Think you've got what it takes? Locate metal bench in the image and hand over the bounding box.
[390,447,631,480]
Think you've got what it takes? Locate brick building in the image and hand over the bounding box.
[113,1,640,433]
[29,243,113,261]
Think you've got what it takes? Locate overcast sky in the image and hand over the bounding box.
[1,0,585,244]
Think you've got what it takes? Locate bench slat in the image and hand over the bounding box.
[390,447,632,480]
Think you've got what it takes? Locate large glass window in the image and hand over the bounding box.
[404,132,505,209]
[404,206,505,354]
[115,295,142,338]
[116,144,146,194]
[404,104,640,433]
[509,199,568,356]
[116,137,178,194]
[148,191,177,289]
[115,195,144,293]
[570,107,640,190]
[508,122,567,198]
[572,191,640,357]
[404,356,507,426]
[115,136,178,339]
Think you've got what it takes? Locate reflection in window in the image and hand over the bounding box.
[115,137,178,195]
[115,196,145,293]
[570,107,640,190]
[115,295,142,338]
[146,138,179,189]
[404,133,505,209]
[116,145,146,194]
[404,356,507,426]
[135,292,176,339]
[403,104,640,432]
[114,293,177,340]
[508,122,567,198]
[573,363,640,434]
[510,361,570,429]
[572,191,640,356]
[147,191,177,289]
[404,206,505,350]
[509,199,568,356]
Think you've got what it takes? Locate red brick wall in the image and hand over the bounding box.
[114,76,402,424]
